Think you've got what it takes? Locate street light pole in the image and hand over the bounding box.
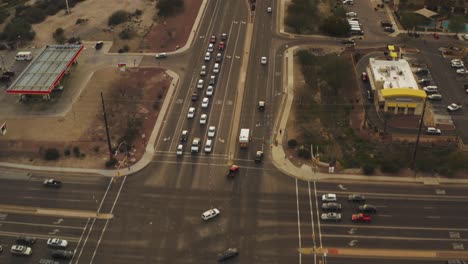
[65,0,70,14]
[411,97,428,176]
[101,92,113,160]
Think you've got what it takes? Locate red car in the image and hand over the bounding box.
[218,41,225,50]
[352,213,372,223]
[209,35,216,43]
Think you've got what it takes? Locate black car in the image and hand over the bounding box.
[2,71,15,76]
[348,194,366,202]
[50,250,73,259]
[384,27,395,33]
[254,151,263,163]
[415,68,429,76]
[16,236,36,246]
[43,179,62,188]
[321,202,342,212]
[358,204,377,214]
[381,21,392,27]
[217,248,239,262]
[418,79,431,86]
[95,41,104,50]
[341,39,355,47]
[191,92,198,101]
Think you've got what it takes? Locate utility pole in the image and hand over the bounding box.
[65,0,70,14]
[411,98,428,176]
[101,92,113,160]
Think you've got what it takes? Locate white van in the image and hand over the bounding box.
[15,51,32,61]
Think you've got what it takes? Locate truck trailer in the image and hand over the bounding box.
[239,129,250,148]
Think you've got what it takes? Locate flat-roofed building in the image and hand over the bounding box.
[367,58,426,115]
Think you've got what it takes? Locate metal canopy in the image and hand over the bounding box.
[7,44,83,95]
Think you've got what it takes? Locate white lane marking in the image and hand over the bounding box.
[295,179,302,264]
[314,181,323,249]
[324,234,468,241]
[307,181,317,252]
[72,217,90,263]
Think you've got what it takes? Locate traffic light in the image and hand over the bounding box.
[0,123,6,135]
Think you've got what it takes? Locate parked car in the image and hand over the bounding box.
[425,127,441,135]
[10,245,32,256]
[47,238,68,249]
[50,249,73,259]
[447,103,462,112]
[456,68,467,75]
[384,27,395,33]
[254,151,263,163]
[155,53,167,59]
[352,213,372,222]
[321,202,342,212]
[358,204,377,214]
[320,212,341,222]
[43,179,62,188]
[423,86,438,93]
[202,208,220,221]
[16,236,36,246]
[322,193,337,202]
[217,248,239,261]
[346,12,357,17]
[415,68,429,75]
[342,0,353,4]
[348,194,365,202]
[381,21,392,27]
[95,41,104,50]
[341,39,355,47]
[418,79,431,86]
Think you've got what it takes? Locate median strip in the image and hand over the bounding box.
[0,205,112,219]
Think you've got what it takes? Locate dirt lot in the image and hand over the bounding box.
[0,68,172,169]
[0,0,201,169]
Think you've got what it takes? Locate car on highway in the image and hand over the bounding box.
[209,35,216,43]
[208,126,216,138]
[50,249,73,259]
[206,85,214,96]
[322,193,337,202]
[202,208,220,221]
[220,33,228,41]
[218,248,239,261]
[200,65,207,76]
[352,213,372,222]
[200,114,207,125]
[261,56,267,65]
[10,245,32,256]
[16,236,36,246]
[191,92,198,101]
[320,212,341,222]
[348,194,365,202]
[154,53,167,59]
[204,139,213,153]
[427,93,442,101]
[176,144,183,156]
[215,53,223,62]
[204,52,211,61]
[226,165,239,178]
[341,39,355,47]
[447,103,462,112]
[181,130,188,141]
[201,97,209,108]
[43,179,61,188]
[321,202,342,212]
[425,127,441,135]
[361,72,368,82]
[209,75,216,85]
[213,63,220,73]
[197,79,204,89]
[358,204,377,214]
[456,68,467,75]
[47,238,68,248]
[187,107,196,119]
[258,101,265,111]
[207,43,214,52]
[218,41,225,50]
[267,6,272,13]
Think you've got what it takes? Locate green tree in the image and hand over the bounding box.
[320,16,350,37]
[2,18,35,41]
[448,15,464,34]
[108,10,129,26]
[53,27,66,44]
[156,0,184,17]
[399,12,427,32]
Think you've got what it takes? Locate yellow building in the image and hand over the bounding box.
[368,58,426,115]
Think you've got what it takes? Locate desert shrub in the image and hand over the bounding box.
[73,146,80,157]
[44,148,60,160]
[94,146,100,152]
[75,18,87,25]
[108,10,129,26]
[362,164,375,175]
[134,9,143,16]
[380,159,401,174]
[119,28,133,39]
[0,9,10,24]
[156,0,184,17]
[64,148,71,156]
[118,45,130,53]
[288,139,298,148]
[52,27,66,43]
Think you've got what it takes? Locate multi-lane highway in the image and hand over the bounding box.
[1,0,468,263]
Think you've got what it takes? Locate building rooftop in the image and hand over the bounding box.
[369,58,418,91]
[7,44,83,95]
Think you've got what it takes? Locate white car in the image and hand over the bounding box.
[346,12,357,17]
[207,43,214,52]
[322,193,337,202]
[197,79,204,89]
[187,107,196,119]
[47,238,68,248]
[176,144,183,156]
[261,56,267,65]
[343,0,353,4]
[425,127,441,135]
[201,97,209,108]
[267,7,272,13]
[200,65,207,76]
[10,245,32,255]
[200,114,207,125]
[213,63,220,73]
[206,85,214,96]
[456,68,467,75]
[320,212,342,222]
[201,208,220,221]
[204,139,213,153]
[208,126,216,138]
[464,34,468,40]
[204,52,211,61]
[447,103,462,112]
[154,53,167,59]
